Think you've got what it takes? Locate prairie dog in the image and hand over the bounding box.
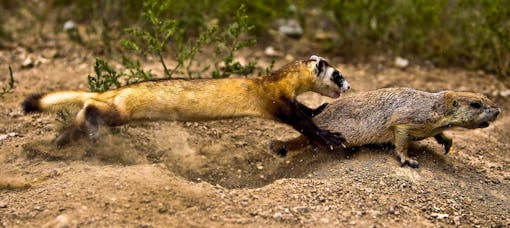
[271,88,500,168]
[23,55,351,147]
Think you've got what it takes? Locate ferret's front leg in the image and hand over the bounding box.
[434,133,453,154]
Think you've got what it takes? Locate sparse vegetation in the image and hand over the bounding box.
[0,66,15,98]
[0,0,508,78]
[121,3,257,79]
[87,58,122,92]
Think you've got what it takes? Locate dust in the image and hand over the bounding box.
[0,175,31,190]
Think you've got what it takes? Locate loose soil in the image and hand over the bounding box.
[0,45,509,227]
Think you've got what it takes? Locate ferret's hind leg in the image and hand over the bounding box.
[54,108,87,147]
[269,135,310,157]
[54,100,127,146]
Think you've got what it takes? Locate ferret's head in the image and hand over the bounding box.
[444,91,500,129]
[307,55,350,98]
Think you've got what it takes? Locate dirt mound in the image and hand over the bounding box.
[1,49,509,226]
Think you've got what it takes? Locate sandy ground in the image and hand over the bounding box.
[0,45,509,227]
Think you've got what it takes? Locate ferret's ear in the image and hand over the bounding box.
[310,55,326,76]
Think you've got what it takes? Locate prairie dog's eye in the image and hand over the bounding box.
[470,101,482,109]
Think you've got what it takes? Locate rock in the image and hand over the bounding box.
[22,55,35,68]
[63,20,76,32]
[395,57,409,68]
[0,202,7,208]
[499,90,510,97]
[272,212,283,219]
[453,215,461,226]
[42,48,59,59]
[264,46,281,57]
[0,135,7,141]
[431,213,449,219]
[277,19,303,39]
[45,214,71,228]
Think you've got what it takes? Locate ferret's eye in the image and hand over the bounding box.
[332,71,343,84]
[470,101,482,109]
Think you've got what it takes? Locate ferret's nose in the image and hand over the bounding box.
[344,82,351,91]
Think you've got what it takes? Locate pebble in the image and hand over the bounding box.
[431,213,449,219]
[272,212,283,219]
[453,215,461,226]
[63,20,76,31]
[277,19,303,39]
[45,214,70,228]
[42,48,59,59]
[264,46,281,57]
[499,90,510,97]
[0,132,18,141]
[22,54,35,68]
[0,202,7,208]
[395,57,409,68]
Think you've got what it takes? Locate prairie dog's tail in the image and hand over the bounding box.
[22,91,97,113]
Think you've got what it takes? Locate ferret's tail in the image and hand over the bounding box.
[22,91,97,113]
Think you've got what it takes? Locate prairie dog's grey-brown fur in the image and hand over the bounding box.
[272,87,500,168]
[22,55,350,147]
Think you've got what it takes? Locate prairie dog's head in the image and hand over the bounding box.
[307,55,350,98]
[444,91,500,129]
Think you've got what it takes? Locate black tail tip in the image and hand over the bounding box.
[22,93,44,113]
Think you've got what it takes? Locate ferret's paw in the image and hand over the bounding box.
[269,140,288,157]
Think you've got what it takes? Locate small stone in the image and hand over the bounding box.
[264,46,281,57]
[277,19,303,39]
[500,90,510,97]
[63,20,76,31]
[453,215,461,226]
[0,135,8,141]
[45,214,70,228]
[22,55,35,68]
[273,212,283,219]
[395,57,409,68]
[42,48,58,59]
[0,202,7,208]
[431,213,449,219]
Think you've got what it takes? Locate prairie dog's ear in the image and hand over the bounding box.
[310,55,327,76]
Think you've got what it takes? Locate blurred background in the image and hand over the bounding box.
[0,0,509,78]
